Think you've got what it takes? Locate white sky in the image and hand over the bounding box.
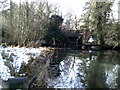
[12,0,119,19]
[47,0,89,18]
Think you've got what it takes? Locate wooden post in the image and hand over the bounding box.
[82,29,90,49]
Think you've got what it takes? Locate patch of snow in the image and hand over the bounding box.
[88,36,94,43]
[0,46,45,81]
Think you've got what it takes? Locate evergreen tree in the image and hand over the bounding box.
[44,15,68,47]
[82,1,114,45]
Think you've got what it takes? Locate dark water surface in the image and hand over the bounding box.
[47,49,120,88]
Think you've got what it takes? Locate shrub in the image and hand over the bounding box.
[1,43,7,48]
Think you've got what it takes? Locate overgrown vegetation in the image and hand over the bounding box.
[0,0,66,46]
[81,1,120,48]
[0,0,120,48]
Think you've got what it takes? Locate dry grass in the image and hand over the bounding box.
[25,48,55,88]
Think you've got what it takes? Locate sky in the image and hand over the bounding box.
[12,0,119,19]
[12,0,88,18]
[47,0,89,18]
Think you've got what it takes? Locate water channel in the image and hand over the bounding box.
[0,47,120,89]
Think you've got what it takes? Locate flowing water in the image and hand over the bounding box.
[0,47,120,89]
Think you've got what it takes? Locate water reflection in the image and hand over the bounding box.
[47,49,120,88]
[0,47,120,88]
[48,51,84,88]
[105,65,119,88]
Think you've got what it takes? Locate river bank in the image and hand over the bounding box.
[25,48,55,88]
[0,46,53,88]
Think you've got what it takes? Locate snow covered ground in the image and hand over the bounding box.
[0,46,45,81]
